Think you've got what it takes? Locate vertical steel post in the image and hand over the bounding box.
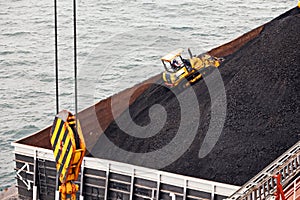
[130,168,135,200]
[156,174,161,200]
[293,179,296,200]
[104,163,110,200]
[33,149,38,200]
[80,158,85,200]
[183,179,187,200]
[55,174,60,200]
[211,184,215,200]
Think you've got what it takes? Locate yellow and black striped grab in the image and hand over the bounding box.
[50,110,86,184]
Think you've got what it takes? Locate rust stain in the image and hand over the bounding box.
[17,74,161,150]
[208,26,264,57]
[17,23,266,151]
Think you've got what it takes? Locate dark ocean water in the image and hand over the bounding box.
[0,0,296,189]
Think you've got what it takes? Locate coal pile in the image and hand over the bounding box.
[92,8,300,186]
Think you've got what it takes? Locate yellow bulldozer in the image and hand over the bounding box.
[161,48,222,88]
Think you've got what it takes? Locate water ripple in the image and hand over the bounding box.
[0,0,296,189]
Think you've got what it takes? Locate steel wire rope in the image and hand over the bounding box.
[54,0,59,114]
[53,0,60,199]
[73,0,78,124]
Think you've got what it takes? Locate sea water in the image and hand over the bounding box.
[0,0,296,189]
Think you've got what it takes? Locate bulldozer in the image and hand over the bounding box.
[161,48,222,88]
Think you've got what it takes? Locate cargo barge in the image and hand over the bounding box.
[12,6,300,200]
[12,136,300,200]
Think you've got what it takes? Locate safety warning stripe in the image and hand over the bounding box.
[50,114,82,183]
[61,142,73,181]
[57,132,71,164]
[54,129,69,163]
[58,139,73,181]
[51,118,67,160]
[51,117,63,146]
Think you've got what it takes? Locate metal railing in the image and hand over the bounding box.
[227,140,300,200]
[283,175,300,200]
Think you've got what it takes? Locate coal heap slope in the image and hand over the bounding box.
[92,8,300,186]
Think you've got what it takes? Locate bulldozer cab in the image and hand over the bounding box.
[161,48,186,73]
[161,48,222,88]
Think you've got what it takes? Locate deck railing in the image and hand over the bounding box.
[227,140,300,200]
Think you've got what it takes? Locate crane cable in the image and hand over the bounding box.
[53,0,79,198]
[54,0,60,199]
[54,0,60,200]
[54,0,59,115]
[73,0,78,129]
[54,0,78,120]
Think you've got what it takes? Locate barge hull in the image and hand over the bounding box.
[13,143,239,200]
